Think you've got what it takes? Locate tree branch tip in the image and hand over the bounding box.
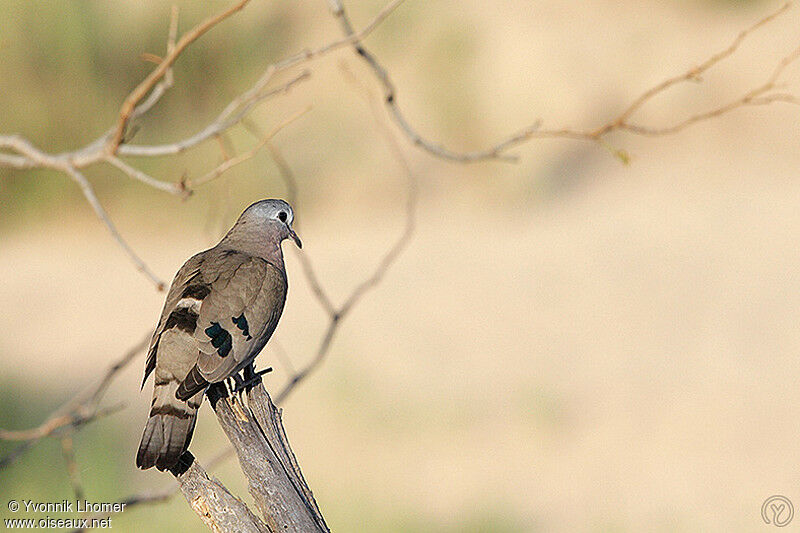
[140,53,164,65]
[178,174,193,198]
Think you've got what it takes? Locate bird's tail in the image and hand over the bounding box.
[136,380,203,471]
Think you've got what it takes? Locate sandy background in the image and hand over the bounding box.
[2,0,800,531]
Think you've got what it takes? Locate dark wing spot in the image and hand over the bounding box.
[213,333,232,358]
[181,284,211,300]
[232,313,252,340]
[205,322,222,338]
[205,322,232,358]
[165,308,198,334]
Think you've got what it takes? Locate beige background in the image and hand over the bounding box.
[1,0,800,531]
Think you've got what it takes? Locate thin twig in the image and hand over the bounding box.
[117,70,310,158]
[0,0,406,287]
[609,2,793,130]
[275,60,418,404]
[0,404,124,469]
[60,433,85,501]
[132,6,180,121]
[63,166,167,290]
[107,0,252,152]
[241,118,299,208]
[0,333,150,467]
[189,106,311,189]
[327,0,799,162]
[104,154,183,194]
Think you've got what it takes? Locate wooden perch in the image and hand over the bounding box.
[171,452,270,532]
[173,382,330,533]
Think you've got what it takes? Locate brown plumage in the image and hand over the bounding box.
[137,199,301,471]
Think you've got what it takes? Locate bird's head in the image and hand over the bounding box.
[241,199,302,249]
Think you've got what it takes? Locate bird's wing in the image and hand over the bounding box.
[183,250,287,392]
[142,252,205,387]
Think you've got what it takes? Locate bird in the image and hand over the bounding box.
[136,199,301,471]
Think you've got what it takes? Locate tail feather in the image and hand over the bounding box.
[176,365,209,401]
[137,381,203,471]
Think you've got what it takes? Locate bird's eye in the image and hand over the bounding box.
[278,211,288,223]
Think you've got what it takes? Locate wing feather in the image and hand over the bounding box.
[142,252,205,387]
[191,252,287,383]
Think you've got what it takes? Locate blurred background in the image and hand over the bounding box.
[2,0,800,531]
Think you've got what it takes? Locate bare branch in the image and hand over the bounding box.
[276,61,418,404]
[62,166,167,290]
[0,135,168,289]
[276,318,338,405]
[171,452,271,533]
[327,0,799,162]
[337,63,417,317]
[118,70,310,158]
[0,333,150,466]
[611,2,793,129]
[103,154,184,194]
[0,1,403,287]
[107,0,252,152]
[131,5,181,121]
[324,0,522,162]
[0,152,36,169]
[325,0,536,162]
[208,384,329,531]
[241,118,299,208]
[60,433,85,501]
[189,106,311,190]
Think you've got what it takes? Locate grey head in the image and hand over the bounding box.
[222,199,302,256]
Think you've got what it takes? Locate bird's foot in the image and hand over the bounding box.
[224,373,245,398]
[230,366,273,398]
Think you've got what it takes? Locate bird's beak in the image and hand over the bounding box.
[288,227,302,249]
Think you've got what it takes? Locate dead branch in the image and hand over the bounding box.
[328,0,799,162]
[170,452,271,533]
[107,0,252,152]
[72,384,330,532]
[275,61,418,404]
[60,433,85,501]
[71,447,237,533]
[189,106,311,189]
[0,332,149,466]
[207,384,329,532]
[0,1,403,290]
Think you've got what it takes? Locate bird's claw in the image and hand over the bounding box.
[228,366,273,399]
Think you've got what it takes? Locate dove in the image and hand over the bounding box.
[136,199,301,471]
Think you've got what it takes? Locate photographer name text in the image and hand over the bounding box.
[14,500,125,514]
